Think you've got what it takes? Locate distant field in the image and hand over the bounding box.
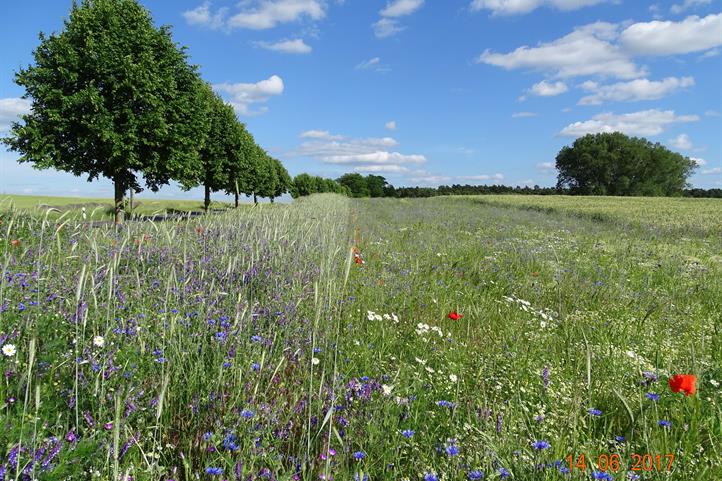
[473,194,722,238]
[0,194,239,220]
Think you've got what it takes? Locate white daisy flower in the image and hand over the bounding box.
[2,344,16,357]
[93,336,105,348]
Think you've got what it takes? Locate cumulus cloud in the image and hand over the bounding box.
[559,109,699,137]
[0,97,31,132]
[478,22,644,79]
[529,80,569,96]
[619,13,722,56]
[385,120,397,130]
[479,14,721,82]
[354,164,410,173]
[182,2,228,29]
[470,0,610,15]
[670,133,694,150]
[373,0,424,38]
[294,130,426,173]
[213,75,284,116]
[255,38,312,54]
[578,76,695,105]
[690,157,707,166]
[184,0,325,30]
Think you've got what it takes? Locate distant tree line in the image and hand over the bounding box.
[2,0,292,223]
[290,132,720,199]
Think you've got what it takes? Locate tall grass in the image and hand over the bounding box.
[0,194,720,480]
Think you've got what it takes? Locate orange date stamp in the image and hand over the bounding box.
[566,453,675,473]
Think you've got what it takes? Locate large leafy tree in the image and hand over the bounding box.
[555,132,696,196]
[247,146,276,204]
[337,173,370,197]
[2,0,204,223]
[225,123,256,208]
[268,158,291,202]
[177,84,239,211]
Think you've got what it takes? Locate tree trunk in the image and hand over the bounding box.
[114,179,125,225]
[253,192,258,204]
[270,197,274,204]
[234,192,239,208]
[204,184,211,213]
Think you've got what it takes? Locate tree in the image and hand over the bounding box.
[338,173,370,197]
[224,119,256,208]
[366,175,387,197]
[2,0,204,223]
[248,146,276,204]
[292,173,314,198]
[269,158,291,202]
[555,132,696,196]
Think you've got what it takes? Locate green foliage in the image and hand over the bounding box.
[555,132,696,196]
[337,173,370,197]
[2,0,204,221]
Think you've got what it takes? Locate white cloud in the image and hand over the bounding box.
[374,0,424,38]
[512,111,538,118]
[408,171,453,184]
[385,120,397,130]
[690,157,707,166]
[184,1,325,30]
[529,80,568,96]
[705,110,721,117]
[701,167,721,175]
[300,130,343,140]
[182,2,228,29]
[537,161,556,173]
[294,130,425,173]
[0,97,31,132]
[670,0,712,14]
[381,0,425,17]
[373,18,404,38]
[354,164,410,173]
[255,38,312,54]
[355,57,390,73]
[619,13,722,56]
[559,109,699,137]
[470,0,610,15]
[213,75,284,116]
[479,15,722,82]
[478,22,644,79]
[670,133,694,150]
[578,76,695,105]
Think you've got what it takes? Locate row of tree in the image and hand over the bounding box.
[2,0,292,223]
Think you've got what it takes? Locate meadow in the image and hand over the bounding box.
[0,194,720,480]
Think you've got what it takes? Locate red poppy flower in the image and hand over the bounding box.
[668,374,697,396]
[196,227,204,234]
[447,311,462,320]
[354,256,364,265]
[10,239,21,247]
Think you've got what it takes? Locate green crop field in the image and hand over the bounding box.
[0,194,720,480]
[0,194,241,221]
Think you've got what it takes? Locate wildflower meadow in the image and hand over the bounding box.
[1,194,721,480]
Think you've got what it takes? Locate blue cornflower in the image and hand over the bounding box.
[423,473,438,481]
[205,467,223,475]
[251,362,261,371]
[436,400,454,408]
[587,408,602,416]
[202,431,213,441]
[18,303,26,311]
[223,361,231,368]
[156,357,167,363]
[498,467,510,479]
[558,465,570,475]
[223,434,239,451]
[658,420,671,428]
[355,474,369,481]
[445,445,459,456]
[642,371,658,381]
[591,471,613,480]
[468,470,484,480]
[251,335,262,343]
[241,409,254,419]
[401,429,415,438]
[615,436,625,443]
[352,451,366,460]
[313,347,322,353]
[531,440,551,450]
[627,473,640,480]
[645,392,660,401]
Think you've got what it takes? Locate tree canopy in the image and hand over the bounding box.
[555,132,696,196]
[3,0,207,222]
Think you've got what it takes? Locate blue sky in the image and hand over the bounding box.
[1,0,721,200]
